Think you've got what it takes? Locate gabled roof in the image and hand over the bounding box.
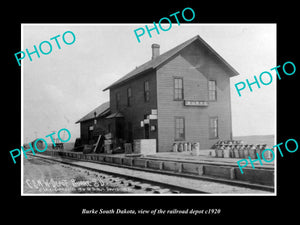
[103,35,239,91]
[106,112,124,119]
[75,101,110,124]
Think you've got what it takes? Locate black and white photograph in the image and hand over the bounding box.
[4,3,299,221]
[21,24,276,195]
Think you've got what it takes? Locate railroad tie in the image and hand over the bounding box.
[153,188,171,194]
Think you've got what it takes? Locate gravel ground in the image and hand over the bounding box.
[23,156,135,194]
[23,155,180,194]
[23,154,272,194]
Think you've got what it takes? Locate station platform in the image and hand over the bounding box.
[38,149,275,192]
[145,150,274,168]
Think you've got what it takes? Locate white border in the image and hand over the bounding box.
[21,24,24,195]
[21,23,277,196]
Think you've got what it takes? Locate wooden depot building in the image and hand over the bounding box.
[76,35,239,153]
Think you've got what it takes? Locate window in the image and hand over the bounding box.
[127,88,132,106]
[116,92,120,110]
[209,117,218,139]
[208,80,217,101]
[175,117,185,140]
[174,78,183,100]
[144,81,150,102]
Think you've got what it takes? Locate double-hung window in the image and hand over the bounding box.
[174,77,183,100]
[175,117,185,141]
[144,81,150,102]
[127,88,132,106]
[208,80,217,101]
[209,117,218,139]
[116,92,120,110]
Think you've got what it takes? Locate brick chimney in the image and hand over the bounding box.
[151,43,160,59]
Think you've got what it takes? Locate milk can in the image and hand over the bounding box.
[237,145,244,158]
[262,146,272,160]
[209,149,216,157]
[192,142,200,156]
[178,143,183,152]
[229,145,235,158]
[184,142,188,152]
[243,145,250,158]
[233,145,239,158]
[255,144,262,158]
[172,143,178,152]
[223,145,230,158]
[187,142,192,151]
[256,144,267,158]
[215,144,224,158]
[249,144,257,159]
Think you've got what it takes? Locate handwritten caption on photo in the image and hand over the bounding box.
[24,178,132,193]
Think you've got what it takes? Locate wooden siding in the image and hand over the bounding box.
[156,42,232,152]
[80,117,109,145]
[109,70,158,142]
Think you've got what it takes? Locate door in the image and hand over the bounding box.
[144,124,150,139]
[88,125,94,144]
[116,120,124,139]
[127,122,133,143]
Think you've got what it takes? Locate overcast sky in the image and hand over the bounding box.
[22,24,276,144]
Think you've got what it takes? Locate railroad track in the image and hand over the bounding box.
[24,154,272,194]
[24,155,201,194]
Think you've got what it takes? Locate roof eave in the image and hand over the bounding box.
[103,35,239,90]
[102,67,154,91]
[194,37,239,76]
[75,108,110,124]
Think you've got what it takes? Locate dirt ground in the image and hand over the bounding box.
[23,156,131,194]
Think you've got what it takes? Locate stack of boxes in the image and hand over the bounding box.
[104,133,113,154]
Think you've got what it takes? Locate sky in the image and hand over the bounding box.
[22,24,276,144]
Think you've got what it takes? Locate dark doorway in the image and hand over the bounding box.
[87,126,94,143]
[128,122,133,143]
[144,123,150,139]
[116,120,124,139]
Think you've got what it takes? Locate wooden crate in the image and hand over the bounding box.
[133,139,156,155]
[104,144,112,154]
[104,139,112,145]
[105,133,113,139]
[124,143,132,154]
